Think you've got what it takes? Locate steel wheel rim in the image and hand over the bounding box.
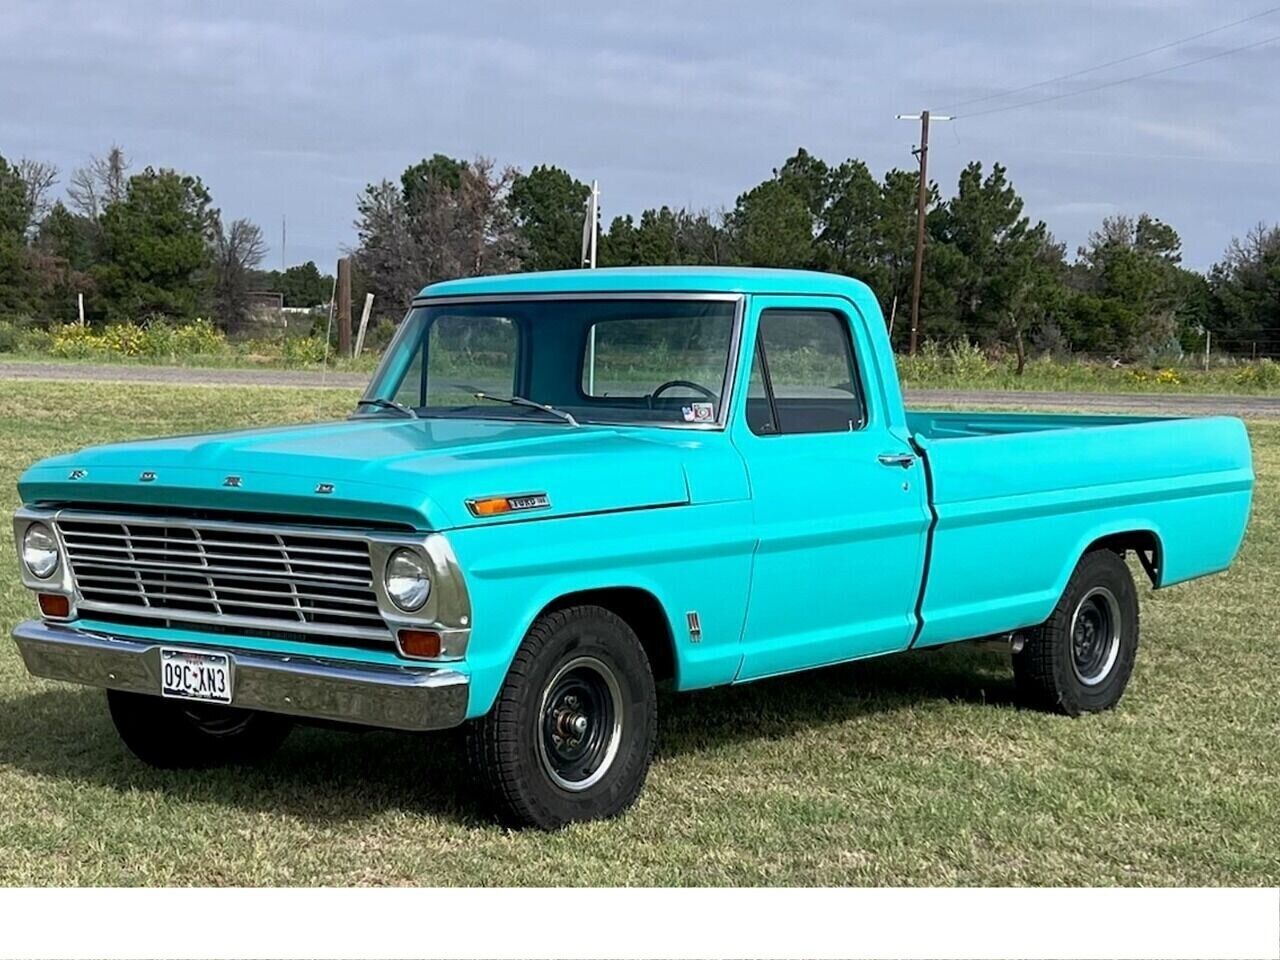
[537,656,624,792]
[1070,586,1122,686]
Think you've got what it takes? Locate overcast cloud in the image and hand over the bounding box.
[2,0,1276,271]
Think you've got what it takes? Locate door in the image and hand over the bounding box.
[733,297,931,680]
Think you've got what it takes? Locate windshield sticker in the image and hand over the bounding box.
[682,402,715,423]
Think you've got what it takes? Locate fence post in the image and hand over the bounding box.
[355,293,374,357]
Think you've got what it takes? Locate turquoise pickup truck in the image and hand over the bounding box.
[11,267,1254,828]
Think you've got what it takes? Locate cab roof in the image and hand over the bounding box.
[417,266,876,300]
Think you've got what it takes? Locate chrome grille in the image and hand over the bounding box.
[58,515,389,642]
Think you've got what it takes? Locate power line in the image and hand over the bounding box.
[956,32,1280,119]
[944,5,1280,113]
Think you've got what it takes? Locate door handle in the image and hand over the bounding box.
[877,452,917,468]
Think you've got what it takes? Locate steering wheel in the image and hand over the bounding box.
[649,380,718,408]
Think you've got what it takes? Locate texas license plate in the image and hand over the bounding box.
[159,648,232,704]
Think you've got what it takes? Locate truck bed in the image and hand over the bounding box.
[906,409,1169,440]
[906,409,1254,648]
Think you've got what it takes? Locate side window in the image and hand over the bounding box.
[749,309,864,436]
[394,315,518,409]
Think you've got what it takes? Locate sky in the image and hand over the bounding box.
[2,0,1277,273]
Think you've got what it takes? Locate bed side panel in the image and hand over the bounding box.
[913,416,1253,647]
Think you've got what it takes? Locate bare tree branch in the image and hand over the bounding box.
[213,217,267,332]
[16,158,58,235]
[67,144,130,219]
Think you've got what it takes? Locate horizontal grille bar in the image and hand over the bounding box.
[64,552,372,584]
[60,529,370,560]
[59,516,391,643]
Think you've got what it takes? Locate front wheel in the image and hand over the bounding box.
[1013,549,1139,716]
[107,689,293,769]
[466,605,657,829]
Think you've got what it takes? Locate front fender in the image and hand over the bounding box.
[447,501,755,718]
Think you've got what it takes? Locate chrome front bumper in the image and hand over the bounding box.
[11,620,470,732]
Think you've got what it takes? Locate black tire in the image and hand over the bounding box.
[107,689,293,769]
[1013,549,1139,716]
[466,605,657,829]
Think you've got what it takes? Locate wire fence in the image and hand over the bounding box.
[1205,339,1280,361]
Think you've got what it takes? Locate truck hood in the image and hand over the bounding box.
[17,417,706,530]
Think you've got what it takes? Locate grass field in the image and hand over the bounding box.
[0,380,1276,886]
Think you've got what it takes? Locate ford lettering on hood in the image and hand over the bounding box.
[18,416,695,530]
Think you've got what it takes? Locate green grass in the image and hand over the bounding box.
[0,347,384,375]
[0,381,1276,885]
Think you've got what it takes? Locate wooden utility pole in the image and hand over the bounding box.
[896,111,951,355]
[580,179,599,268]
[336,257,352,358]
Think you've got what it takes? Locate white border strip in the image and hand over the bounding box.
[0,888,1275,960]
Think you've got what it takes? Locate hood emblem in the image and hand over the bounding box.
[223,475,242,488]
[68,469,87,481]
[466,492,551,518]
[315,482,335,495]
[138,471,156,483]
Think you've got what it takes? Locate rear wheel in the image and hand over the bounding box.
[466,605,657,829]
[107,689,292,768]
[1013,549,1139,716]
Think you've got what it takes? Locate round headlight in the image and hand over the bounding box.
[385,548,430,611]
[22,523,60,579]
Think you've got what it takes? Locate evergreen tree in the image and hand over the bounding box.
[93,167,217,321]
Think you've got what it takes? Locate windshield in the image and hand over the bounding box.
[361,297,740,427]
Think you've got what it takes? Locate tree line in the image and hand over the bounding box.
[2,144,1278,361]
[355,150,1280,363]
[0,145,332,334]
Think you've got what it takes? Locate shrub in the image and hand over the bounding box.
[0,320,20,353]
[49,323,101,359]
[99,323,149,357]
[280,336,330,366]
[169,319,225,357]
[896,340,995,385]
[1235,359,1280,389]
[17,327,52,353]
[1126,367,1182,386]
[946,341,993,381]
[48,319,229,361]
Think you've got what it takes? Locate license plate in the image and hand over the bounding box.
[160,648,232,704]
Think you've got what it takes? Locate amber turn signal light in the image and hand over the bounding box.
[468,496,512,517]
[37,593,70,618]
[398,628,442,659]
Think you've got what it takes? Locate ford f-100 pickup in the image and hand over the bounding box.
[11,267,1254,827]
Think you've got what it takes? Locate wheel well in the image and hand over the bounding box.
[1087,530,1162,587]
[538,587,677,683]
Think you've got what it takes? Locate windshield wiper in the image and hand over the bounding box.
[472,392,579,427]
[355,397,419,419]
